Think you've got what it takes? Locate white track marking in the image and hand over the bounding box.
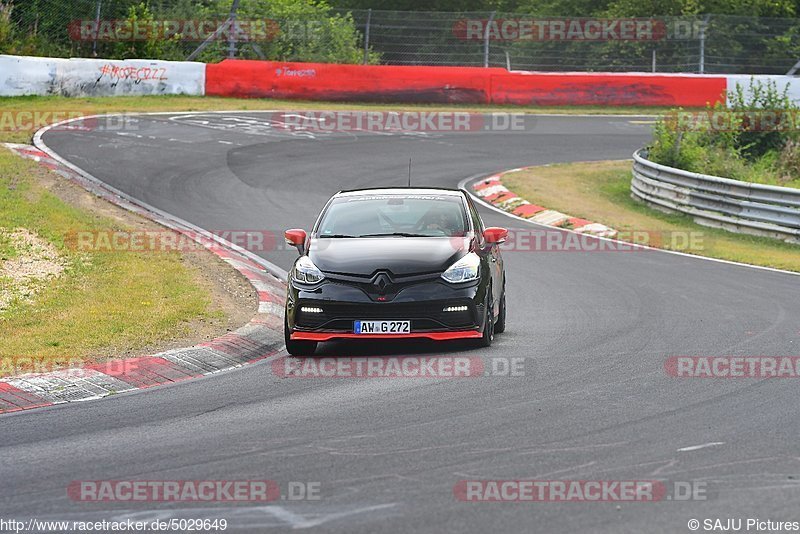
[677,442,725,452]
[266,503,398,529]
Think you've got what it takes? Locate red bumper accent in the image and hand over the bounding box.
[291,330,482,342]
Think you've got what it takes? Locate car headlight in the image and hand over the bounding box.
[293,256,325,284]
[441,252,480,283]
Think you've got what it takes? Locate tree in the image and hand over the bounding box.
[197,0,377,63]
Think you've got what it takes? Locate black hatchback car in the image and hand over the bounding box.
[283,188,507,356]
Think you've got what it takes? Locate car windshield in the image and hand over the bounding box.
[317,194,468,237]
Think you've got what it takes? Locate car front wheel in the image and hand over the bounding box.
[284,316,317,356]
[477,293,494,348]
[494,291,506,334]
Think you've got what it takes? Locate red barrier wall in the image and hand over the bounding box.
[206,60,497,104]
[491,71,727,107]
[205,59,727,107]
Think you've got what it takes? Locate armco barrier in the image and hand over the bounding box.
[631,149,800,243]
[205,59,730,106]
[0,55,205,97]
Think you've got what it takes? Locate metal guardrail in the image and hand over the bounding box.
[631,149,800,244]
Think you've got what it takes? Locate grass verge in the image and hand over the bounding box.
[0,147,220,375]
[501,160,800,272]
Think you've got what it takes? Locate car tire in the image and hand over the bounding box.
[494,291,506,334]
[477,292,494,348]
[284,316,317,356]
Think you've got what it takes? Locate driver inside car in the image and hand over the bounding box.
[420,206,460,235]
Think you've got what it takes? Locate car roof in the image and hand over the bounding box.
[335,187,464,198]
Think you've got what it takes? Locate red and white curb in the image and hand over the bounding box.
[0,142,287,414]
[472,167,617,238]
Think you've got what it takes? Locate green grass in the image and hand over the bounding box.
[0,230,17,260]
[502,160,800,272]
[0,95,674,144]
[0,147,214,375]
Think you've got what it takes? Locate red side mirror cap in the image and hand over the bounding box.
[284,229,307,247]
[483,227,508,244]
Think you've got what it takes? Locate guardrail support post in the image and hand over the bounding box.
[698,14,710,74]
[92,0,101,57]
[363,9,372,65]
[227,0,240,59]
[484,11,495,68]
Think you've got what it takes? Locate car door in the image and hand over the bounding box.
[465,195,504,313]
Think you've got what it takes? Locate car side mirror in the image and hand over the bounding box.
[284,229,307,254]
[483,227,508,245]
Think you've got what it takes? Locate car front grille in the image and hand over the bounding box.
[296,300,477,331]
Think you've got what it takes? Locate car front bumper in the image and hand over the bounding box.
[290,330,482,342]
[286,276,489,342]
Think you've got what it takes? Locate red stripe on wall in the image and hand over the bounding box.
[206,60,496,103]
[490,72,727,107]
[205,60,727,107]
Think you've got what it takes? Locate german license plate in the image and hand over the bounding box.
[354,320,411,334]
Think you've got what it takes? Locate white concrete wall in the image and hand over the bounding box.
[0,55,205,97]
[726,75,800,107]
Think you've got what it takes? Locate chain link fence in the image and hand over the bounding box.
[4,1,800,74]
[344,10,800,74]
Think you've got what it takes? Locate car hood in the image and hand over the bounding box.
[308,236,471,277]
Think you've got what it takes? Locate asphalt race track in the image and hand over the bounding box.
[3,113,800,533]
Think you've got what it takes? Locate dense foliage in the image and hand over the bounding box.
[330,0,799,16]
[648,80,800,187]
[0,0,375,63]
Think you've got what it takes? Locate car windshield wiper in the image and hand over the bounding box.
[318,234,358,238]
[357,232,431,238]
